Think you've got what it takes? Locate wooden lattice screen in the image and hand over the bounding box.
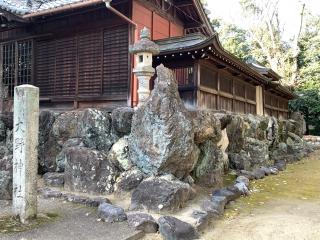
[35,25,129,100]
[2,40,32,98]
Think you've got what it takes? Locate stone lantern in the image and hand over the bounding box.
[130,27,160,107]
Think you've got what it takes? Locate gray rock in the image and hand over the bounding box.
[158,216,199,240]
[98,203,127,223]
[235,176,250,187]
[212,187,241,203]
[211,195,228,211]
[289,112,306,138]
[193,110,222,144]
[229,151,251,171]
[201,199,223,215]
[52,109,116,152]
[193,141,224,188]
[274,160,286,171]
[111,107,134,136]
[234,182,249,195]
[64,147,119,194]
[244,138,270,169]
[127,213,158,233]
[39,188,62,199]
[191,210,213,231]
[38,110,61,173]
[129,65,199,179]
[269,167,279,175]
[252,168,266,179]
[0,155,12,172]
[259,166,272,176]
[238,170,256,180]
[43,172,64,187]
[108,136,132,171]
[131,176,194,212]
[115,169,144,192]
[0,171,12,200]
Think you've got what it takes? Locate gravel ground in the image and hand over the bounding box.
[0,199,143,240]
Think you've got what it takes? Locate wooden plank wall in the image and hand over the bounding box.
[197,60,257,114]
[264,91,289,119]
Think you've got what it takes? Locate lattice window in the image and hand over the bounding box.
[2,40,32,98]
[2,42,15,98]
[18,41,32,86]
[173,67,194,86]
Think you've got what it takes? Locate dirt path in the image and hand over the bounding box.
[203,150,320,240]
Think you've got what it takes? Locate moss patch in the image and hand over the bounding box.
[223,151,320,220]
[0,213,59,234]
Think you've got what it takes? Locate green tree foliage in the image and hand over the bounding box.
[290,15,320,135]
[212,19,252,61]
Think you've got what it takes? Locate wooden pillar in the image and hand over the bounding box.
[256,85,264,116]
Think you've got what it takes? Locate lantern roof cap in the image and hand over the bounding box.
[130,27,160,55]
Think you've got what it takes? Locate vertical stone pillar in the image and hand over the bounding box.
[13,84,39,223]
[256,85,264,116]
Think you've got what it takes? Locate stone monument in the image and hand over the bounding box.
[130,27,160,107]
[12,85,39,223]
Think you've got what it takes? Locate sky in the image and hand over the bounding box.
[206,0,320,41]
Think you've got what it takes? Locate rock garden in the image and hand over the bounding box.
[0,65,315,239]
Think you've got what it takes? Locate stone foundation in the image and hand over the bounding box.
[0,66,313,203]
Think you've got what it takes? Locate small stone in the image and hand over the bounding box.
[158,216,199,240]
[191,210,212,231]
[259,166,272,176]
[274,160,286,171]
[39,188,62,199]
[269,167,279,175]
[127,213,158,233]
[252,168,265,179]
[98,203,127,223]
[212,187,241,203]
[234,182,249,195]
[235,176,250,187]
[115,169,144,192]
[43,172,64,187]
[86,197,111,207]
[238,170,255,180]
[201,200,223,215]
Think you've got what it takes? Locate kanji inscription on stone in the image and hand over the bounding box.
[12,84,39,223]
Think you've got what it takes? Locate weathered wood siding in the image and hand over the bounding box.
[264,90,289,119]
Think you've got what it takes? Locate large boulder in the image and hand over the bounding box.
[289,112,306,138]
[158,216,199,240]
[108,136,132,171]
[193,141,224,188]
[129,65,199,179]
[38,110,61,173]
[64,147,119,194]
[115,168,144,192]
[193,110,221,144]
[52,109,116,152]
[131,175,194,212]
[0,170,12,200]
[111,107,134,136]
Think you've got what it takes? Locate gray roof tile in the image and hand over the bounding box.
[0,0,86,15]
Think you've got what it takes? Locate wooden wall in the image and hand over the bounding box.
[264,90,289,119]
[0,4,131,109]
[197,60,257,114]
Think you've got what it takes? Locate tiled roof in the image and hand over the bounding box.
[0,0,86,15]
[156,33,208,54]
